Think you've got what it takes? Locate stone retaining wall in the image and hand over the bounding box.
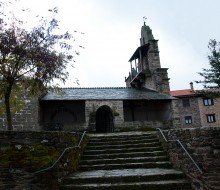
[160,127,220,190]
[0,131,88,189]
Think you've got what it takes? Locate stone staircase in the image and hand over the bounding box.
[60,132,192,190]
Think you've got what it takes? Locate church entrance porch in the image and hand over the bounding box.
[96,105,114,133]
[39,100,86,131]
[123,100,171,122]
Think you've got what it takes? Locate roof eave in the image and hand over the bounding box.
[128,44,149,62]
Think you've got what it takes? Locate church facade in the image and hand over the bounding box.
[39,87,176,132]
[38,22,176,132]
[0,23,179,132]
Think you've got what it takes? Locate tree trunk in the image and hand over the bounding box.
[4,83,13,130]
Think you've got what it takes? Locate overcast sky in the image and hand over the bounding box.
[12,0,220,90]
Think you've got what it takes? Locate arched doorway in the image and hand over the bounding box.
[50,107,77,124]
[96,106,114,133]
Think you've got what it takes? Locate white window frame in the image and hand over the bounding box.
[185,116,192,124]
[207,114,216,123]
[203,98,214,106]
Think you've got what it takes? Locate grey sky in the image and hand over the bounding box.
[15,0,220,90]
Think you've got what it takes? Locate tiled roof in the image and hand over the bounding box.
[40,87,174,101]
[170,89,197,97]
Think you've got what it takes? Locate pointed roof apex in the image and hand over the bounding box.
[140,18,154,45]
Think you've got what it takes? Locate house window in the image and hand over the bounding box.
[203,98,214,106]
[207,114,216,123]
[182,99,190,107]
[185,116,192,124]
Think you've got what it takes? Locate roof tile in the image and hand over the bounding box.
[170,89,196,97]
[41,87,174,101]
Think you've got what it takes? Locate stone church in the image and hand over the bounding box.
[0,22,178,132]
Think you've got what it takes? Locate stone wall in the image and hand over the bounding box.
[124,121,163,131]
[174,96,220,128]
[199,97,220,127]
[167,99,181,128]
[160,127,220,190]
[0,131,88,189]
[0,96,177,132]
[0,97,40,131]
[177,97,202,128]
[144,40,170,94]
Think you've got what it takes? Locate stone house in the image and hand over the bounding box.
[0,22,178,132]
[170,82,220,128]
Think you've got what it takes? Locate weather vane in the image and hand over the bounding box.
[143,16,147,24]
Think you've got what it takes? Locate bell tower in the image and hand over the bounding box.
[125,21,170,94]
[140,22,154,45]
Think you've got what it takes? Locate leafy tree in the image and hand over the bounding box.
[0,5,76,130]
[196,39,220,94]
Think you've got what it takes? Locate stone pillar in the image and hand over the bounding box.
[170,99,181,128]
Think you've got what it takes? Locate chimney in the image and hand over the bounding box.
[190,82,194,91]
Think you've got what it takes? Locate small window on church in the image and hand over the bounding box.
[182,98,190,107]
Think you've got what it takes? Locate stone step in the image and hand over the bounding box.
[78,161,172,171]
[83,146,163,155]
[88,133,157,142]
[61,132,192,190]
[88,137,160,146]
[86,141,162,150]
[80,156,169,165]
[82,150,167,160]
[61,180,191,190]
[62,168,188,186]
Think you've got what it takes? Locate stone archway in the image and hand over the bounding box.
[96,105,114,133]
[50,107,77,124]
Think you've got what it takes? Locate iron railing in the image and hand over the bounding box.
[34,130,87,174]
[157,128,203,174]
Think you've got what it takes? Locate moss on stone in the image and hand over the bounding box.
[66,135,89,173]
[0,131,90,189]
[1,144,59,171]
